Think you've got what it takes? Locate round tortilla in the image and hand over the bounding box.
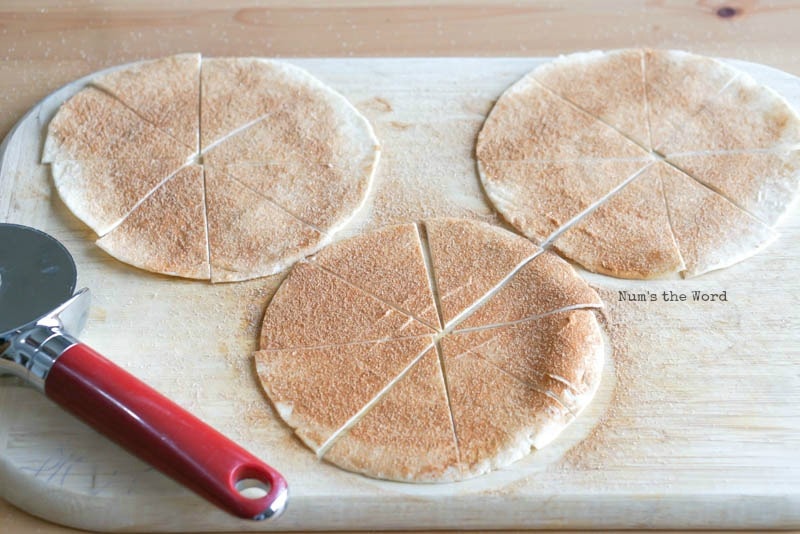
[254,219,604,482]
[44,55,380,282]
[477,48,799,278]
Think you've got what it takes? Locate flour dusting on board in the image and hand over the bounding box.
[339,94,504,238]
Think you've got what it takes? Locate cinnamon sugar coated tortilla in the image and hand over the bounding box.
[478,158,650,244]
[455,250,603,329]
[666,150,800,226]
[43,87,195,164]
[477,48,800,278]
[322,348,461,482]
[92,53,201,151]
[423,217,541,325]
[449,310,604,418]
[532,49,650,148]
[552,162,686,279]
[310,223,441,328]
[51,158,187,235]
[44,54,379,282]
[254,336,434,452]
[255,219,604,482]
[259,261,434,350]
[96,165,210,279]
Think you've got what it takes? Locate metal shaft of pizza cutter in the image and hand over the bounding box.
[0,224,288,521]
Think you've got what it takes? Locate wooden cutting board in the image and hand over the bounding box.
[1,57,799,531]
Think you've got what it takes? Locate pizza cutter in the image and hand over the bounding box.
[0,223,288,521]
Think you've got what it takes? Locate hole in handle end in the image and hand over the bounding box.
[235,478,270,499]
[233,465,289,520]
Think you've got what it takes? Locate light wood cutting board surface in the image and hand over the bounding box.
[3,2,800,533]
[2,55,800,531]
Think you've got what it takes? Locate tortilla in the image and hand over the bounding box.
[438,337,574,479]
[215,160,373,233]
[200,57,379,158]
[259,261,434,350]
[43,86,195,164]
[533,49,650,148]
[203,167,328,282]
[256,219,603,482]
[45,56,379,282]
[423,218,541,326]
[660,163,777,277]
[552,162,685,279]
[200,59,379,281]
[644,49,739,151]
[200,58,299,150]
[322,347,461,482]
[310,223,440,328]
[202,95,378,168]
[448,309,604,417]
[475,74,648,163]
[92,53,200,151]
[95,165,209,279]
[478,49,799,278]
[52,159,186,236]
[199,68,379,255]
[455,250,602,330]
[666,150,800,226]
[254,336,433,452]
[478,158,652,244]
[658,72,800,154]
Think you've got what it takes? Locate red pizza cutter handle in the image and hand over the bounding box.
[44,342,288,520]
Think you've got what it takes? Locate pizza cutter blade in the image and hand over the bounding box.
[0,223,288,521]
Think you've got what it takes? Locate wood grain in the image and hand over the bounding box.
[3,1,800,144]
[2,2,800,532]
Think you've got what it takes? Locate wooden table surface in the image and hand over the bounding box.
[2,1,800,532]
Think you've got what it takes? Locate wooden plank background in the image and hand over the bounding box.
[2,1,800,532]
